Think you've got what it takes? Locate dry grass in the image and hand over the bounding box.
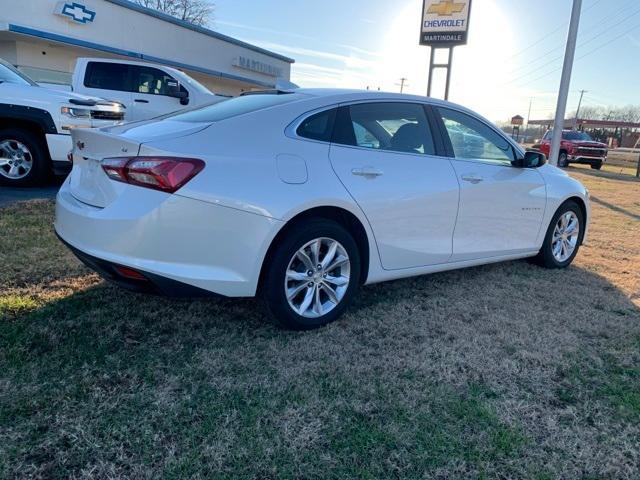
[601,151,639,177]
[1,170,639,479]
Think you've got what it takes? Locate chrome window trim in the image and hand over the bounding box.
[285,98,525,162]
[286,99,441,155]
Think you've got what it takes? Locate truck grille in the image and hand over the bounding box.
[91,111,124,121]
[577,147,606,157]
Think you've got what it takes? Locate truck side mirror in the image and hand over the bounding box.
[167,84,189,105]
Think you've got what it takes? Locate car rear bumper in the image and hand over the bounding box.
[57,233,218,297]
[54,176,282,297]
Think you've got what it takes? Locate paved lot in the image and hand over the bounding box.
[0,184,61,208]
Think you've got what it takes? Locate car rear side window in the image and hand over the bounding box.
[169,93,305,123]
[332,102,436,155]
[84,62,130,92]
[296,109,337,142]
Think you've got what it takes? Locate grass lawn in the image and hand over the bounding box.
[1,169,639,479]
[602,151,639,177]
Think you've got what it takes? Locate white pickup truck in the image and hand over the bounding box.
[70,58,226,122]
[0,59,124,187]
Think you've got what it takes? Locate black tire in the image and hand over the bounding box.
[591,161,603,170]
[557,152,569,168]
[534,200,584,269]
[262,219,361,330]
[0,128,50,187]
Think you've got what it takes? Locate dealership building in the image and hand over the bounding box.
[0,0,295,96]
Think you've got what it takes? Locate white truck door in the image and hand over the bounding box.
[128,65,187,121]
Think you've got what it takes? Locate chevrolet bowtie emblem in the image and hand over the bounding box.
[427,0,466,16]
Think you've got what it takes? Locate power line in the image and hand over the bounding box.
[508,3,640,83]
[509,10,640,86]
[506,0,640,76]
[518,22,640,87]
[504,0,607,61]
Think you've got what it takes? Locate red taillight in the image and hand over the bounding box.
[101,157,205,193]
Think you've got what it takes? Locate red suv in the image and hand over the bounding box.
[539,130,607,169]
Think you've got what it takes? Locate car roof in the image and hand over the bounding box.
[287,88,492,128]
[294,88,451,105]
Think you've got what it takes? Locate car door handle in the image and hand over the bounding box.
[461,175,483,184]
[352,167,383,178]
[134,99,149,103]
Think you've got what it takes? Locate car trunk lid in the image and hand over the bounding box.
[68,120,211,208]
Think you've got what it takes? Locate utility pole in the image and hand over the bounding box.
[396,77,409,94]
[549,0,583,166]
[573,89,587,128]
[526,97,533,125]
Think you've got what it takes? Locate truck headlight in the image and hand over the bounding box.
[61,106,91,118]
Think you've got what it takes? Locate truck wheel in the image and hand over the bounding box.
[558,152,569,168]
[0,129,50,187]
[591,161,603,170]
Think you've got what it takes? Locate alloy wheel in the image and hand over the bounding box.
[551,211,580,262]
[285,237,351,318]
[0,139,33,180]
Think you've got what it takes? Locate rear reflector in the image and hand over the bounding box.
[114,265,147,281]
[101,156,205,193]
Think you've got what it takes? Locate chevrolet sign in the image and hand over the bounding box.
[420,0,472,46]
[54,2,96,24]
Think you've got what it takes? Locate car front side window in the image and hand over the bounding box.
[438,107,515,165]
[132,66,179,96]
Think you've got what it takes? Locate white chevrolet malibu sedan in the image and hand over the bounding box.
[55,89,590,329]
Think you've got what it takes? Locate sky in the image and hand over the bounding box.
[213,0,639,123]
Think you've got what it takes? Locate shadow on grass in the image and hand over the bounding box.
[1,260,639,478]
[567,165,640,183]
[590,195,640,221]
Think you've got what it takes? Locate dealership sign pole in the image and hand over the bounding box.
[549,0,583,166]
[420,0,472,100]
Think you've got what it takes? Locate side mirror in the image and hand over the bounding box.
[512,150,547,168]
[167,84,189,105]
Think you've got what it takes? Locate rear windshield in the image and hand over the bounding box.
[169,93,306,123]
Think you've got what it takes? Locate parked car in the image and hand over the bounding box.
[71,58,227,122]
[0,58,124,186]
[539,129,607,169]
[55,89,590,329]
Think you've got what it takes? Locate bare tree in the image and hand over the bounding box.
[134,0,214,27]
[569,105,640,123]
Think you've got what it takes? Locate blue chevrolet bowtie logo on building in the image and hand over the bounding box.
[55,2,96,24]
